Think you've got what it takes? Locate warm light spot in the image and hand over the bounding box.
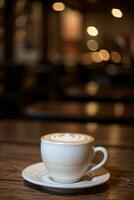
[52,2,65,11]
[114,103,124,117]
[86,123,98,132]
[111,51,121,63]
[61,9,82,41]
[121,56,131,68]
[91,52,102,63]
[85,102,99,116]
[80,53,92,65]
[87,26,98,36]
[86,81,99,96]
[106,64,118,75]
[100,49,110,61]
[87,39,98,51]
[109,124,120,144]
[0,0,4,8]
[111,8,123,18]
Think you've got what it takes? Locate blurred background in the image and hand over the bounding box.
[0,0,134,121]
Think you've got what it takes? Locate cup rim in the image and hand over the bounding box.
[41,133,94,145]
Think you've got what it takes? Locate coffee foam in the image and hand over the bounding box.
[42,133,93,144]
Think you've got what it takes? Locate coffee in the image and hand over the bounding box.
[42,133,93,144]
[41,132,108,183]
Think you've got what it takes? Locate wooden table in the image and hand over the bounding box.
[24,101,134,124]
[0,120,134,199]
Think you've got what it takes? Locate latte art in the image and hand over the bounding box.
[42,133,93,144]
[51,133,85,142]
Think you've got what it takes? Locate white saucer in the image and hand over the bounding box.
[22,162,110,193]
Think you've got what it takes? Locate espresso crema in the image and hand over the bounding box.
[42,133,94,144]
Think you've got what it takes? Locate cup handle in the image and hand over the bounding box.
[86,146,108,174]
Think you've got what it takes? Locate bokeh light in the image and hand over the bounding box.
[114,103,124,117]
[121,56,131,68]
[99,49,110,61]
[85,102,99,116]
[91,51,102,63]
[87,26,98,36]
[87,39,98,51]
[111,51,121,63]
[0,0,5,8]
[111,8,123,18]
[86,123,98,132]
[80,53,92,65]
[86,81,99,95]
[52,2,65,12]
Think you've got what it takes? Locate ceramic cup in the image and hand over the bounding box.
[41,133,108,183]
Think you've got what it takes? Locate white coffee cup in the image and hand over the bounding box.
[41,133,108,183]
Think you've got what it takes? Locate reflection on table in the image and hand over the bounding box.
[63,82,134,102]
[24,101,134,124]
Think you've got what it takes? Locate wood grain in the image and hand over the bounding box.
[0,120,133,147]
[0,180,133,200]
[0,120,134,199]
[0,143,134,187]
